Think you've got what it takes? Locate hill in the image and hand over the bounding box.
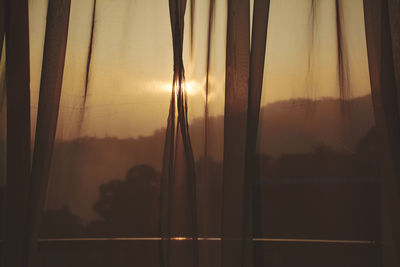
[46,95,375,223]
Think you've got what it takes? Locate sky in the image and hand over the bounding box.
[28,0,371,139]
[21,0,376,223]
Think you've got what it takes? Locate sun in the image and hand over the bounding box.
[159,80,201,96]
[182,80,199,95]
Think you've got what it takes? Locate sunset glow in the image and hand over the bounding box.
[159,80,202,96]
[25,0,371,142]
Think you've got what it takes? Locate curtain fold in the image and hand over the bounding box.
[0,0,5,187]
[0,0,5,259]
[245,0,270,266]
[84,0,96,102]
[201,0,214,241]
[3,0,71,266]
[364,0,400,266]
[4,0,31,267]
[0,0,4,62]
[198,1,216,266]
[388,0,400,105]
[335,0,350,105]
[0,1,386,266]
[221,1,250,267]
[25,1,71,266]
[159,0,199,266]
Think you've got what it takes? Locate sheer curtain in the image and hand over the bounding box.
[1,0,399,267]
[364,0,400,266]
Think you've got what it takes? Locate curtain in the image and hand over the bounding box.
[4,0,31,266]
[25,0,71,265]
[255,1,377,266]
[1,0,393,267]
[159,0,199,266]
[364,0,400,266]
[0,0,5,252]
[3,0,70,266]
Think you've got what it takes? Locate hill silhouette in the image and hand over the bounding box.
[39,126,378,241]
[44,95,375,223]
[189,95,375,159]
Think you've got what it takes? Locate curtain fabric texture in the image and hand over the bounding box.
[364,0,400,266]
[1,0,400,267]
[4,0,31,266]
[221,0,250,266]
[26,0,71,265]
[245,0,270,265]
[159,0,199,266]
[3,0,71,266]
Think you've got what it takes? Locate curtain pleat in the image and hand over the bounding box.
[0,0,4,62]
[84,0,97,102]
[25,1,71,266]
[189,0,195,59]
[198,2,215,266]
[159,0,199,266]
[0,1,386,267]
[0,0,5,189]
[221,1,250,267]
[4,0,31,267]
[335,0,350,105]
[388,0,400,105]
[202,0,214,235]
[364,0,400,266]
[245,0,270,266]
[159,87,176,267]
[388,0,400,107]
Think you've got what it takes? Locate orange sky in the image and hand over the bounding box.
[28,0,371,139]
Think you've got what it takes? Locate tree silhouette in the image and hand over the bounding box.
[87,164,160,237]
[36,126,379,240]
[40,206,84,238]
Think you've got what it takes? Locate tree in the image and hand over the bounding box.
[88,164,160,236]
[40,206,84,238]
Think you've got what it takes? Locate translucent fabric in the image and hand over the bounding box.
[2,0,399,266]
[0,21,5,246]
[36,0,227,236]
[254,1,379,265]
[364,0,400,266]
